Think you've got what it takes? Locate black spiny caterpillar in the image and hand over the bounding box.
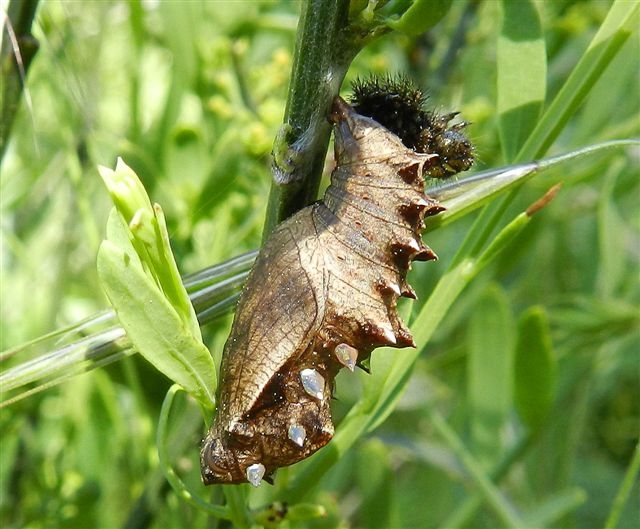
[201,81,473,486]
[351,76,474,178]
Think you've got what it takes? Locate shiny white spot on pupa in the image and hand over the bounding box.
[408,238,421,252]
[288,424,306,447]
[300,368,325,399]
[334,343,358,372]
[387,282,402,296]
[246,463,265,487]
[382,326,397,344]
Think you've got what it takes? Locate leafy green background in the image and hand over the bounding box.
[1,1,638,528]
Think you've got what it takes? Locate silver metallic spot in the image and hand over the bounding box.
[407,238,421,252]
[381,325,397,345]
[334,343,358,372]
[387,282,402,296]
[246,463,265,487]
[300,368,325,400]
[288,424,306,447]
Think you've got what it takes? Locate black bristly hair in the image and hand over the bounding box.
[350,75,474,179]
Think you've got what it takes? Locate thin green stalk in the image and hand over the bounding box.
[449,188,515,267]
[222,487,252,529]
[263,0,411,237]
[263,0,457,237]
[158,388,268,527]
[1,0,40,160]
[157,385,230,519]
[263,0,352,239]
[440,434,533,528]
[604,442,640,529]
[427,407,525,528]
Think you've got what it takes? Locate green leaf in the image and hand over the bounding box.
[98,159,198,336]
[385,0,453,36]
[514,306,556,433]
[98,236,215,410]
[97,160,216,410]
[467,284,514,467]
[497,0,546,161]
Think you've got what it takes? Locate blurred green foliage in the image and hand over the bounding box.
[1,1,638,528]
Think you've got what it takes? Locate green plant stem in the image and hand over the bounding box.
[439,434,533,528]
[604,442,640,529]
[157,385,229,519]
[222,487,252,529]
[427,408,525,528]
[158,386,257,526]
[263,0,352,239]
[1,0,40,160]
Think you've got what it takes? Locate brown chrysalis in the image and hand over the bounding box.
[201,85,472,486]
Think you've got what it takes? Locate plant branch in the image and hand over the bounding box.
[1,0,40,160]
[263,0,353,239]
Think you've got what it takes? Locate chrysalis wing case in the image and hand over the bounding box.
[201,96,459,486]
